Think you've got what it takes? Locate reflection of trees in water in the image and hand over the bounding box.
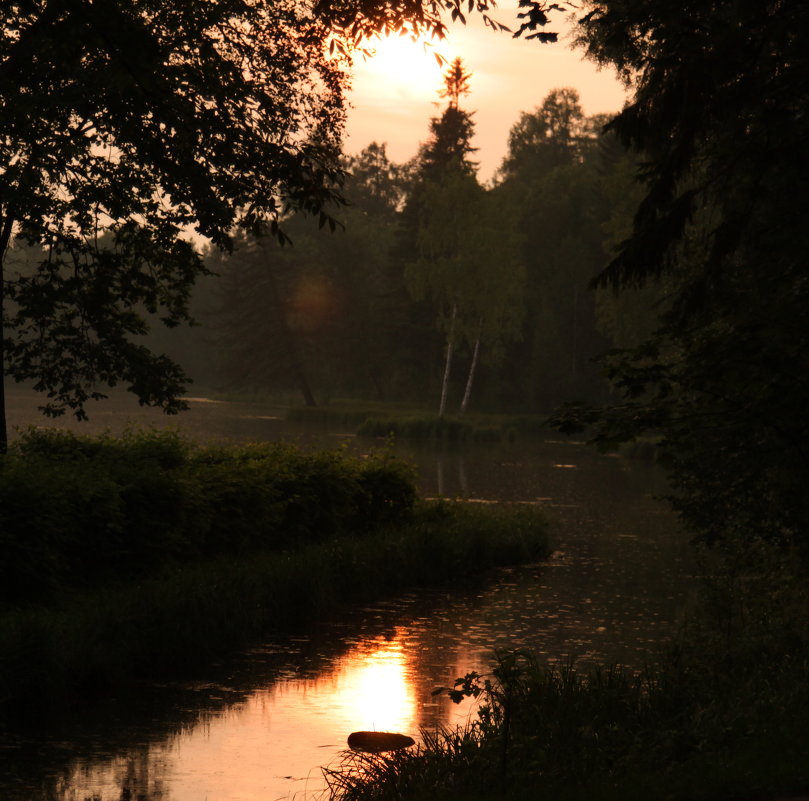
[50,744,169,801]
[116,745,168,801]
[434,451,469,498]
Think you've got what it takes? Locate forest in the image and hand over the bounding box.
[148,77,641,419]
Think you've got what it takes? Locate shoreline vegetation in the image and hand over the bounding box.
[0,428,550,719]
[327,539,809,801]
[284,403,550,444]
[3,427,805,801]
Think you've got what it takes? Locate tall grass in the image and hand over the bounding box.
[326,538,809,801]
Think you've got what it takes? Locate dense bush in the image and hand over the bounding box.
[0,428,416,604]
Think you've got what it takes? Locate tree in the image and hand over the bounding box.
[404,58,478,415]
[555,1,809,550]
[408,170,480,415]
[0,0,350,449]
[0,0,568,450]
[415,58,478,182]
[209,232,320,407]
[210,143,411,404]
[405,60,526,415]
[498,87,589,181]
[456,188,524,414]
[492,89,614,412]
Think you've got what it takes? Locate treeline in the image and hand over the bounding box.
[152,81,642,416]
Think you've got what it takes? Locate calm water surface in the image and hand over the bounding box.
[1,390,694,801]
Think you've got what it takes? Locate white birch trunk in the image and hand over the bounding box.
[438,302,457,417]
[459,318,482,414]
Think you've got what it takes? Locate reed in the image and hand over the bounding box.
[325,540,809,801]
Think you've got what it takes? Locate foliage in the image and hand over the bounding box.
[0,428,417,604]
[160,94,636,413]
[316,0,565,49]
[553,1,809,550]
[357,414,506,443]
[0,0,354,444]
[409,174,524,354]
[403,60,526,414]
[492,89,622,411]
[414,58,478,180]
[208,143,413,403]
[0,0,570,445]
[498,87,589,181]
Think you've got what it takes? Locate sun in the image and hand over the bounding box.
[353,33,453,103]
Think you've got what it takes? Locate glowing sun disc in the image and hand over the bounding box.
[355,34,451,102]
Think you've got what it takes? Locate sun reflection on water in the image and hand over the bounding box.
[328,634,418,734]
[57,632,424,801]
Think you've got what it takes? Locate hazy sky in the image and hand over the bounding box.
[344,4,628,182]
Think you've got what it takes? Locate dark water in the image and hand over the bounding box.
[1,389,694,801]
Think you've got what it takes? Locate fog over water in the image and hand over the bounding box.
[2,387,694,801]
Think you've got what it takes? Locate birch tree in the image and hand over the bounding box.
[405,58,524,414]
[404,59,477,416]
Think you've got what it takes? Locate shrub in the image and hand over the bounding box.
[0,429,418,604]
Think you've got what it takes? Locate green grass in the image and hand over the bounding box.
[356,413,548,444]
[285,400,431,428]
[281,401,550,443]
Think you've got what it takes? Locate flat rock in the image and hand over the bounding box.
[347,731,416,753]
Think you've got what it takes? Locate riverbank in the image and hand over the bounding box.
[284,402,549,443]
[326,539,809,801]
[0,429,550,719]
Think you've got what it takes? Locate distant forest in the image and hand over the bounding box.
[143,82,647,416]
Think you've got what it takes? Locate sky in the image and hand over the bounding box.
[343,3,628,183]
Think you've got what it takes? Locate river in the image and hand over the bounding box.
[1,389,694,801]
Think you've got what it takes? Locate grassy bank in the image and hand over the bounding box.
[326,539,809,801]
[0,429,550,719]
[0,427,416,605]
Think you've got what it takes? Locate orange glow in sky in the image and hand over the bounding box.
[355,34,452,104]
[346,4,628,181]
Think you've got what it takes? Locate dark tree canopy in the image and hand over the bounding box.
[578,0,809,292]
[0,0,351,444]
[498,87,588,180]
[555,0,809,550]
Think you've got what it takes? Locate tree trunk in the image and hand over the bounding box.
[459,318,482,414]
[261,247,317,407]
[438,302,457,417]
[0,212,16,454]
